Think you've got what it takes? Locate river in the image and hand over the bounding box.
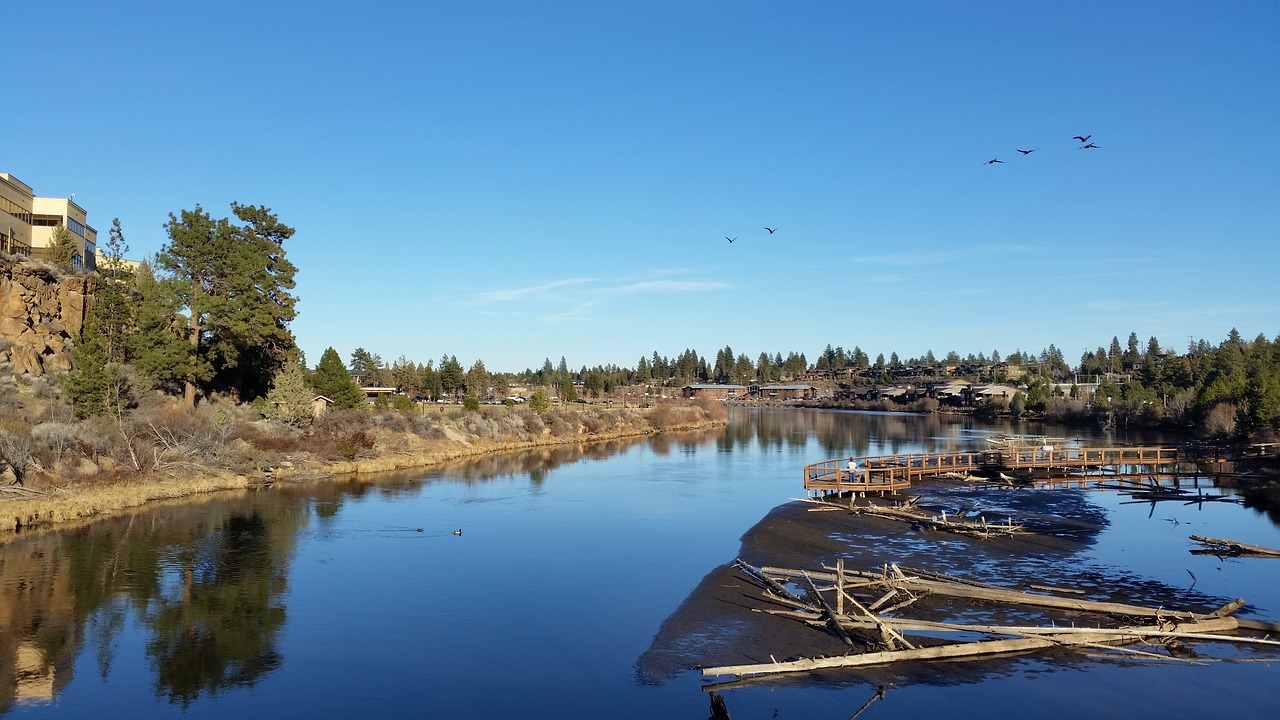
[1,408,1277,719]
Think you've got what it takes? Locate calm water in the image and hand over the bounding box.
[2,408,1278,719]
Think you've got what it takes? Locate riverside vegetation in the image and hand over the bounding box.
[0,370,728,537]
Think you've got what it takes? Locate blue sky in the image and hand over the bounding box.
[6,1,1277,373]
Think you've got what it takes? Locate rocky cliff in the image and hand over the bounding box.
[0,259,94,376]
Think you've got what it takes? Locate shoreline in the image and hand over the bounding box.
[1,416,727,542]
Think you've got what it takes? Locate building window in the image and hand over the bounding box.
[67,217,86,237]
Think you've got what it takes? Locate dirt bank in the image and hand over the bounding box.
[1,417,726,542]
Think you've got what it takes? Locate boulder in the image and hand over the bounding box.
[9,344,42,375]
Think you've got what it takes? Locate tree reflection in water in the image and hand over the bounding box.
[143,513,286,707]
[1,500,299,712]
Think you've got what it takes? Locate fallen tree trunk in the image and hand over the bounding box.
[1190,535,1280,557]
[758,564,1238,622]
[702,617,1242,678]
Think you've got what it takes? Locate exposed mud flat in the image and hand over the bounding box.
[637,483,1244,688]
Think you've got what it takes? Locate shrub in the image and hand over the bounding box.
[333,429,376,459]
[1202,402,1238,438]
[582,411,608,434]
[544,409,577,437]
[691,396,728,421]
[647,402,688,430]
[520,411,546,435]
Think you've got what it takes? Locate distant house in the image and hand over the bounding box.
[682,383,748,400]
[362,387,397,403]
[972,384,1022,401]
[313,395,333,416]
[755,384,820,401]
[930,380,972,406]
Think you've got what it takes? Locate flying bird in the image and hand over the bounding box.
[764,227,776,234]
[725,236,736,243]
[1081,143,1100,149]
[1016,148,1037,155]
[985,158,1004,165]
[1073,135,1092,143]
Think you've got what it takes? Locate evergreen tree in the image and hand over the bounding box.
[733,353,754,385]
[265,361,314,427]
[349,348,376,375]
[439,355,465,399]
[311,347,363,409]
[1108,336,1123,373]
[130,261,191,395]
[584,372,604,398]
[156,203,299,405]
[556,378,578,402]
[1123,332,1142,368]
[63,315,122,418]
[635,356,651,383]
[47,222,80,267]
[419,361,443,401]
[528,389,550,413]
[465,360,490,399]
[95,218,136,363]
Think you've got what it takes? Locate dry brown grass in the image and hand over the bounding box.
[3,471,249,538]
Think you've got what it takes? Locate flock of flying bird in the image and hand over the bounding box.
[724,135,1101,243]
[725,227,775,243]
[986,133,1100,165]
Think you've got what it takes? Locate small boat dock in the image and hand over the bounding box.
[803,445,1182,495]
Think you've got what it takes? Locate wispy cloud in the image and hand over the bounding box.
[868,274,905,284]
[613,280,729,294]
[470,278,593,303]
[465,272,731,322]
[849,244,1034,269]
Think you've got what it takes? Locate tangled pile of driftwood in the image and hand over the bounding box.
[802,495,1025,539]
[701,559,1280,680]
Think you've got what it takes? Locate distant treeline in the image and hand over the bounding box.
[341,330,1278,441]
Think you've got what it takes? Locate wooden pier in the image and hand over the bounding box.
[803,446,1182,495]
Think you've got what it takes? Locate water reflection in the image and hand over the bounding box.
[719,407,1180,460]
[0,499,300,711]
[0,428,725,712]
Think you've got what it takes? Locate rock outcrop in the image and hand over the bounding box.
[0,258,94,376]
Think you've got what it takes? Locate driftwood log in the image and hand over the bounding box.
[709,559,1279,680]
[1190,535,1280,557]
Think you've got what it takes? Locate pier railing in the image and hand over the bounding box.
[803,446,1181,494]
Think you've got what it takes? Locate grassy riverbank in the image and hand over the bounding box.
[1,399,727,540]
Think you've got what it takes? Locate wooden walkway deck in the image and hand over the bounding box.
[803,446,1182,495]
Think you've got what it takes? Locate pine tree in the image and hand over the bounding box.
[63,315,119,418]
[156,203,299,405]
[265,362,314,427]
[439,355,465,399]
[528,389,550,413]
[95,218,136,363]
[47,223,80,268]
[130,261,191,395]
[311,347,363,409]
[465,360,490,399]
